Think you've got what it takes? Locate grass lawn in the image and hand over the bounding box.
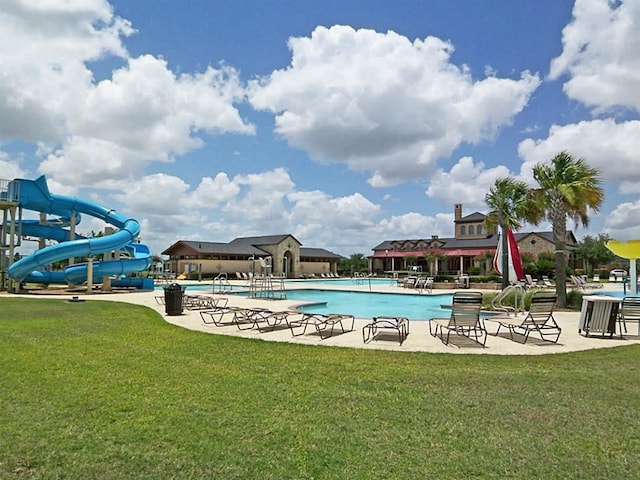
[1,297,639,479]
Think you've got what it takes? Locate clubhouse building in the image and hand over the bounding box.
[162,234,342,278]
[369,204,577,276]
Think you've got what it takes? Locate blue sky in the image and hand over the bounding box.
[2,0,640,258]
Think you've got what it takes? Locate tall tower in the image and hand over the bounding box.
[454,204,462,221]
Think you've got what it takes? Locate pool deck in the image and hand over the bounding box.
[5,280,639,355]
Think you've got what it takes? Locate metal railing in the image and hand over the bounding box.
[0,178,19,202]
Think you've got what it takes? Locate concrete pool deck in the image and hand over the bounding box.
[5,279,639,355]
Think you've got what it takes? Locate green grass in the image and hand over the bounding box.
[1,297,639,479]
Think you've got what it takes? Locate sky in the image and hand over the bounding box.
[2,0,640,258]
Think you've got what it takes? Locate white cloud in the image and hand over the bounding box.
[517,119,640,188]
[0,0,133,143]
[191,173,241,208]
[604,200,640,241]
[0,151,26,180]
[223,168,295,230]
[425,156,512,208]
[377,212,437,238]
[249,25,540,187]
[549,0,640,112]
[0,3,254,190]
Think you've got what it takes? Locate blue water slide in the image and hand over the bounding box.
[7,176,153,288]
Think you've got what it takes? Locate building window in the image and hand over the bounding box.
[477,225,483,234]
[460,226,466,235]
[469,225,475,235]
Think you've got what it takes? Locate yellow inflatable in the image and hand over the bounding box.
[606,240,639,296]
[605,239,640,259]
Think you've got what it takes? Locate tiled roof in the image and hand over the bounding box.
[457,212,486,222]
[300,247,342,259]
[229,234,300,247]
[162,234,342,258]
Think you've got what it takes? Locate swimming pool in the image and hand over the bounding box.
[285,278,396,287]
[275,289,450,320]
[179,283,452,320]
[594,290,635,298]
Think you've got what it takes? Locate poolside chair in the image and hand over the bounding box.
[418,277,434,294]
[618,296,640,336]
[363,316,409,345]
[524,274,538,288]
[289,313,355,339]
[254,311,303,333]
[486,292,561,344]
[403,276,417,288]
[429,291,486,347]
[184,294,225,310]
[571,275,602,290]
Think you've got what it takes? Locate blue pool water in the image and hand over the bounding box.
[595,290,631,298]
[285,278,395,287]
[179,283,455,320]
[278,289,450,320]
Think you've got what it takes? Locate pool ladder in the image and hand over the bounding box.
[491,284,525,317]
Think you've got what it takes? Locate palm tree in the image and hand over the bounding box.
[529,151,604,307]
[485,177,531,289]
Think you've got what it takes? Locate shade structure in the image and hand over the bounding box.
[605,240,640,297]
[493,228,525,284]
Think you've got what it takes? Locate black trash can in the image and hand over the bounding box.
[164,283,183,315]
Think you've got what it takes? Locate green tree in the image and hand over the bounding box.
[338,253,369,275]
[528,151,604,307]
[485,177,531,289]
[423,250,447,276]
[575,233,615,274]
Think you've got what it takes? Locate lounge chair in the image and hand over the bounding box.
[199,305,269,329]
[486,292,561,343]
[289,313,355,339]
[253,311,302,333]
[429,291,486,347]
[184,294,226,310]
[363,316,409,345]
[571,275,602,290]
[618,296,640,336]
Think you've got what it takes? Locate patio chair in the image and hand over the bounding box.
[253,311,302,333]
[363,316,409,345]
[403,276,417,288]
[419,277,434,294]
[486,292,561,343]
[184,294,224,310]
[199,304,269,329]
[289,313,355,339]
[429,291,486,347]
[618,296,640,336]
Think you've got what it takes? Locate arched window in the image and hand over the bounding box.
[469,225,475,235]
[460,226,466,235]
[477,225,483,234]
